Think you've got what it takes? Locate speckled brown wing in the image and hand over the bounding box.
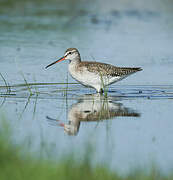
[79,61,142,77]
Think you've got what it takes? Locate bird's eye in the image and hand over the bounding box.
[69,52,72,55]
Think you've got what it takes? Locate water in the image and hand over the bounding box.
[0,0,173,176]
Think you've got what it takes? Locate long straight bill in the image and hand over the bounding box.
[45,56,65,69]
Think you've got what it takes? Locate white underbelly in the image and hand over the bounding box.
[69,65,121,88]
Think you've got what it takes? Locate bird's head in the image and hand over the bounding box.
[45,48,80,69]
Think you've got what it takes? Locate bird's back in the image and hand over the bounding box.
[78,61,142,77]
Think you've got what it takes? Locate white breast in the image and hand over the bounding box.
[68,62,122,92]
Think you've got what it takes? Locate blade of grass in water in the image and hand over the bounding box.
[0,82,79,89]
[0,73,10,93]
[20,71,33,95]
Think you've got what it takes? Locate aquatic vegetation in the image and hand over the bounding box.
[0,0,172,179]
[0,116,172,180]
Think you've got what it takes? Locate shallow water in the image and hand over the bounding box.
[0,0,173,176]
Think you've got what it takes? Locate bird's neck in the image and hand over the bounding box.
[69,56,81,65]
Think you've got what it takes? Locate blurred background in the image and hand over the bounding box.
[0,0,173,85]
[0,0,173,179]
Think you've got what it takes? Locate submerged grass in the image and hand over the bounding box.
[0,73,11,94]
[20,71,33,96]
[0,116,173,180]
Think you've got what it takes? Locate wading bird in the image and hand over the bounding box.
[46,48,142,93]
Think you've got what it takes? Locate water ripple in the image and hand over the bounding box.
[0,83,173,100]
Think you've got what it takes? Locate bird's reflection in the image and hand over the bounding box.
[47,94,140,136]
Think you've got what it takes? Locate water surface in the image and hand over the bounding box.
[0,0,173,176]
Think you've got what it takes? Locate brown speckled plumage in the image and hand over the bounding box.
[46,48,142,93]
[66,48,79,53]
[77,61,142,77]
[75,107,140,122]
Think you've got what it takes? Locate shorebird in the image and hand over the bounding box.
[46,48,142,93]
[47,94,140,135]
